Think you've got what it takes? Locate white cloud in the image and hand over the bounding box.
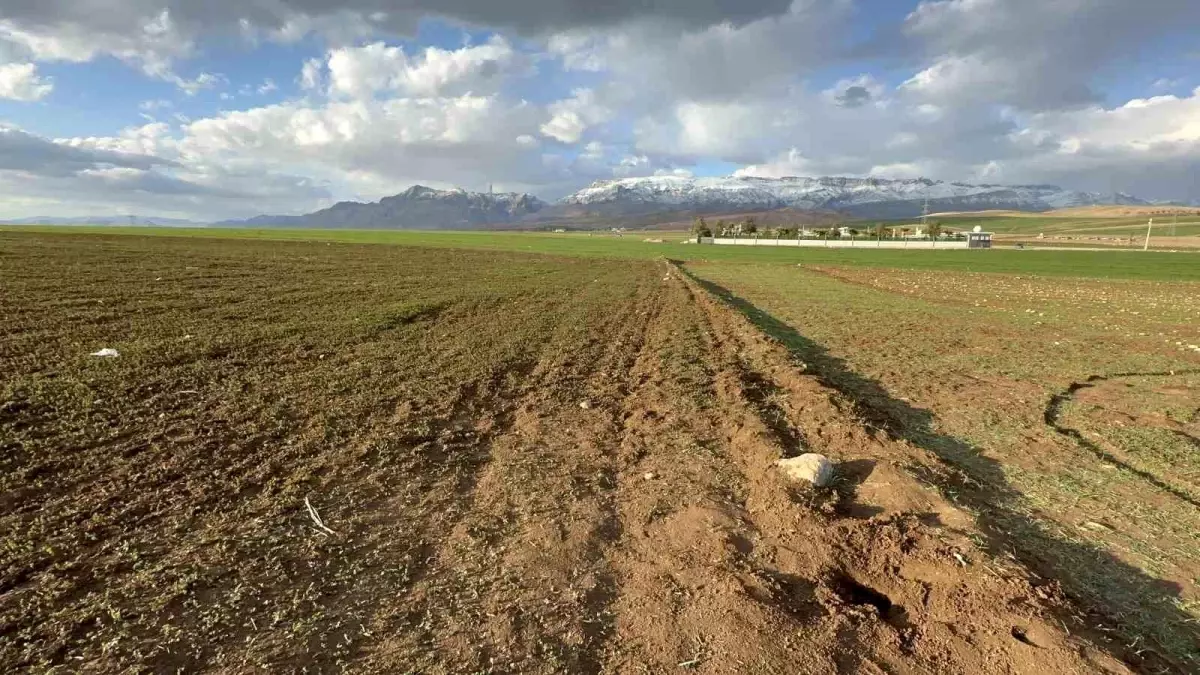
[170,71,223,96]
[735,149,816,178]
[3,0,1200,217]
[403,37,521,96]
[546,33,607,72]
[655,167,694,178]
[0,10,196,86]
[299,58,324,91]
[0,62,52,101]
[324,37,523,100]
[540,89,611,143]
[325,42,406,99]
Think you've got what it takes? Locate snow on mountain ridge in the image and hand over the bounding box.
[560,176,1148,212]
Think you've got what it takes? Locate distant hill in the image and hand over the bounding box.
[0,215,203,226]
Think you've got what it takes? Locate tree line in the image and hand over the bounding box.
[691,217,947,239]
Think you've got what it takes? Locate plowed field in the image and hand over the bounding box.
[0,233,1184,673]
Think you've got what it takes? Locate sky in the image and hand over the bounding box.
[1,0,1198,220]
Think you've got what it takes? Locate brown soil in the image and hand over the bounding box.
[997,233,1200,249]
[688,261,1200,671]
[0,235,1152,673]
[931,206,1200,218]
[1047,206,1200,218]
[343,265,1131,673]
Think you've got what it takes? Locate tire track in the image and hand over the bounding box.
[1044,370,1200,509]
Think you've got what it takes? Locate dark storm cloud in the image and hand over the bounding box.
[0,0,795,40]
[834,85,871,108]
[868,0,1200,110]
[0,127,170,176]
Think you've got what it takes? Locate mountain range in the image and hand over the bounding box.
[6,176,1192,230]
[557,176,1154,219]
[222,185,547,229]
[216,176,1174,229]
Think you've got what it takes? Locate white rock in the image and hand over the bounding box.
[643,472,656,481]
[775,454,834,487]
[89,348,120,358]
[579,400,592,410]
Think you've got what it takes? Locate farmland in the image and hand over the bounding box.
[916,212,1200,248]
[685,261,1200,670]
[5,225,1200,281]
[3,230,1199,673]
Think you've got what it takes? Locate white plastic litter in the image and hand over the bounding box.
[90,348,120,358]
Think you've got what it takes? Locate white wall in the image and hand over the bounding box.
[705,237,969,250]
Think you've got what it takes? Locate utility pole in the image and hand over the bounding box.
[1143,218,1154,251]
[921,195,929,234]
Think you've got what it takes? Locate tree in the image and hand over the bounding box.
[874,223,889,239]
[848,228,860,237]
[927,220,944,238]
[691,217,712,238]
[743,217,758,235]
[714,219,728,236]
[813,229,829,239]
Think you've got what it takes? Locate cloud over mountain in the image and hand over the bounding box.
[0,1,1197,220]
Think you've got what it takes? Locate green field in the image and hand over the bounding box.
[924,214,1200,237]
[4,225,1200,281]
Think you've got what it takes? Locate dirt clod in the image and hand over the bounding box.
[777,453,835,487]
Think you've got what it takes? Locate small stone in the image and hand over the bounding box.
[579,400,592,410]
[643,472,656,481]
[775,453,834,487]
[89,348,120,358]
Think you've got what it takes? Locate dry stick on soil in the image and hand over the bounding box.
[305,495,337,536]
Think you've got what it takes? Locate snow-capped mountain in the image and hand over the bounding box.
[221,185,548,229]
[558,176,1150,219]
[210,177,1165,230]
